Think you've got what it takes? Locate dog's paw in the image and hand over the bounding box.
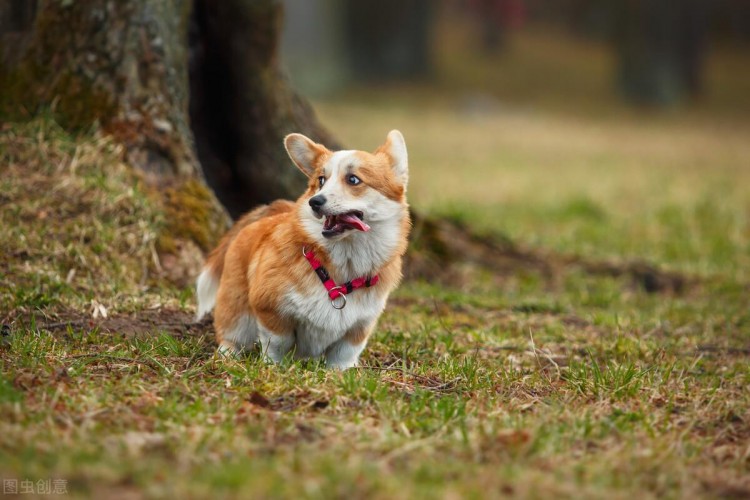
[261,352,284,365]
[325,339,364,370]
[326,361,357,371]
[325,356,359,371]
[216,342,240,358]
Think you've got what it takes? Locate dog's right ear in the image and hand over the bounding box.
[284,134,329,178]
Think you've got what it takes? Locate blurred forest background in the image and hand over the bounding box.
[282,0,750,111]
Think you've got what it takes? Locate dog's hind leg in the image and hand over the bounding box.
[213,267,258,357]
[216,313,258,357]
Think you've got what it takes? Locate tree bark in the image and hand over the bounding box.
[0,0,199,177]
[0,0,235,283]
[189,0,340,218]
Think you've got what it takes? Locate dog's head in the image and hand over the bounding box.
[285,131,409,242]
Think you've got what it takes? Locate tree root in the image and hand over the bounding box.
[406,211,692,294]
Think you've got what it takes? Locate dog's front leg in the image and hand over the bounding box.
[258,327,295,364]
[325,322,375,370]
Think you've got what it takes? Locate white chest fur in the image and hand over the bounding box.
[281,285,387,358]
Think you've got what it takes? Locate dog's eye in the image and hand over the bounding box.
[318,176,326,188]
[347,174,361,186]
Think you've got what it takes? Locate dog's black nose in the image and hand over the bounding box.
[309,195,326,211]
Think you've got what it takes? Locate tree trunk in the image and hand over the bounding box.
[614,0,708,106]
[0,0,233,283]
[189,0,340,218]
[0,0,338,257]
[0,0,200,177]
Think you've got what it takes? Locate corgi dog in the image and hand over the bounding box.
[195,131,410,369]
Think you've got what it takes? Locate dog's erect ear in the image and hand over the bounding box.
[377,130,409,186]
[284,133,328,178]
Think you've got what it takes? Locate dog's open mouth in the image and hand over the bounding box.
[322,211,370,238]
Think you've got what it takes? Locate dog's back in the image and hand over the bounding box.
[195,200,295,320]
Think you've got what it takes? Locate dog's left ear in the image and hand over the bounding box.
[378,130,409,186]
[284,133,329,178]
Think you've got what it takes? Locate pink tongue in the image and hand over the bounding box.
[339,213,370,232]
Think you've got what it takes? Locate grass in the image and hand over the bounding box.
[2,30,750,499]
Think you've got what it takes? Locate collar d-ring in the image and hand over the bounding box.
[330,287,347,309]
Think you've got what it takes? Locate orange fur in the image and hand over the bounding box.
[204,200,295,281]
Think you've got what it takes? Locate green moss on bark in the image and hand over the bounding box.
[0,67,117,128]
[157,178,229,253]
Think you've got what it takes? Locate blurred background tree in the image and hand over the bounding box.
[342,0,435,81]
[282,0,749,110]
[613,0,708,106]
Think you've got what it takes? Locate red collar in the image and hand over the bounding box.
[302,246,379,309]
